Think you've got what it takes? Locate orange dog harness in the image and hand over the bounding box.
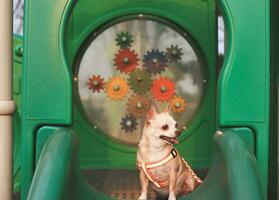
[137,148,178,188]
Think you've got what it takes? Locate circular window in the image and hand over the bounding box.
[76,17,205,146]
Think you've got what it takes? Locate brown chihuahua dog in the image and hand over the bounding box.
[137,105,202,200]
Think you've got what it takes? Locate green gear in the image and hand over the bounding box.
[115,32,133,49]
[128,69,152,94]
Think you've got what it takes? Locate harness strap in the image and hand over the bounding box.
[141,163,162,188]
[137,148,177,188]
[137,149,177,169]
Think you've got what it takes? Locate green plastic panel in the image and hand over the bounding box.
[23,0,72,121]
[65,0,217,170]
[218,0,269,123]
[21,0,217,198]
[17,0,272,199]
[13,34,23,192]
[218,0,270,198]
[21,0,73,198]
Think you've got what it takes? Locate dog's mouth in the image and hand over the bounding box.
[159,135,179,144]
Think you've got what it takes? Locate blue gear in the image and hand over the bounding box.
[143,49,168,74]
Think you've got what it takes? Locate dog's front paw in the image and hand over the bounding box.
[138,192,147,200]
[168,192,176,200]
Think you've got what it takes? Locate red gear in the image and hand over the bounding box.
[114,49,139,73]
[87,75,105,93]
[151,77,175,102]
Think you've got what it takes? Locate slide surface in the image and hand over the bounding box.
[182,129,264,200]
[28,128,263,200]
[28,128,111,200]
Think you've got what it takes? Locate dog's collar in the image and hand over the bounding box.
[137,148,177,188]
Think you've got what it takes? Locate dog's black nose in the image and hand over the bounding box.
[175,130,181,137]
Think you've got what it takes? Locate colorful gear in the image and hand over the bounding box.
[120,114,138,133]
[128,69,152,94]
[114,49,139,74]
[169,96,187,113]
[105,76,129,100]
[127,95,151,118]
[143,49,168,74]
[151,77,175,102]
[87,75,105,93]
[115,32,134,49]
[166,45,183,63]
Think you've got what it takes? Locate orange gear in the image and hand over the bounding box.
[114,49,139,73]
[151,77,175,102]
[105,76,129,100]
[169,96,187,113]
[87,75,105,93]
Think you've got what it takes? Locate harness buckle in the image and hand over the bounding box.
[171,148,177,158]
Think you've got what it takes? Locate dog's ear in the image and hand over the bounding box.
[146,105,157,121]
[163,103,171,113]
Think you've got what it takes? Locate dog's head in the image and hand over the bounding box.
[144,105,181,145]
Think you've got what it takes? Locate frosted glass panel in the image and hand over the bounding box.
[77,19,205,146]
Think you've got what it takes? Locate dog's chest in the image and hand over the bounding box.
[149,164,172,181]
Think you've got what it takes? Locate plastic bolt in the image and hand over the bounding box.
[171,49,178,56]
[121,36,127,42]
[136,102,143,109]
[123,57,129,64]
[126,120,132,126]
[113,85,120,91]
[175,102,181,108]
[152,58,158,64]
[93,80,99,86]
[15,45,23,57]
[160,86,167,93]
[137,77,143,82]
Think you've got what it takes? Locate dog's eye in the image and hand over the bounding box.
[162,124,169,130]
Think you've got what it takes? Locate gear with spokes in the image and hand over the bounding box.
[105,76,129,101]
[127,95,151,118]
[87,75,106,93]
[143,49,168,74]
[120,114,138,133]
[166,45,183,63]
[114,49,139,73]
[169,96,187,113]
[151,77,175,102]
[115,32,134,49]
[127,69,152,94]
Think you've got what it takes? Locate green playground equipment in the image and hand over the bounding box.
[0,0,277,199]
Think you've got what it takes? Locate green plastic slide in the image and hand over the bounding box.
[28,129,111,200]
[28,128,263,200]
[184,130,264,200]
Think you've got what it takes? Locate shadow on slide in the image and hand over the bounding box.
[28,128,264,200]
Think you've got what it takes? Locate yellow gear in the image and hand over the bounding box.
[170,96,187,113]
[105,76,129,100]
